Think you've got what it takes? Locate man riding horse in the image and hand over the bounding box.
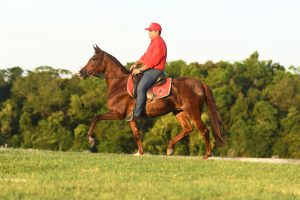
[126,22,167,121]
[78,23,224,159]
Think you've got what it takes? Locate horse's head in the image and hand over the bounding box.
[78,44,106,79]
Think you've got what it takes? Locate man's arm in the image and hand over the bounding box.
[144,42,165,69]
[132,41,165,75]
[130,58,144,71]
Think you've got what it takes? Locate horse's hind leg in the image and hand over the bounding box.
[189,116,212,159]
[128,120,144,156]
[167,112,193,156]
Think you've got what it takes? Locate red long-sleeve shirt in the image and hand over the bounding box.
[140,36,167,71]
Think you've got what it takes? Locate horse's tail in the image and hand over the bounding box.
[201,81,225,145]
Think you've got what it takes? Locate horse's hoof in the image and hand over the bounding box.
[88,136,95,146]
[167,148,174,156]
[133,151,143,156]
[89,146,98,153]
[202,154,212,160]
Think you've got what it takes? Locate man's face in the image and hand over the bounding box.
[148,30,159,39]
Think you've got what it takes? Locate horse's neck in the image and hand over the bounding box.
[106,64,128,78]
[104,56,129,93]
[105,53,129,77]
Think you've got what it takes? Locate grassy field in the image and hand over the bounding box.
[0,149,299,200]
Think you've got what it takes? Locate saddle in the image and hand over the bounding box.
[127,72,172,101]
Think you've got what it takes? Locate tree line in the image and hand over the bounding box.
[0,52,299,158]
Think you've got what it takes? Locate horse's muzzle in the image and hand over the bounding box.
[78,70,88,79]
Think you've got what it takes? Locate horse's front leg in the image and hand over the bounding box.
[87,110,122,152]
[128,120,143,156]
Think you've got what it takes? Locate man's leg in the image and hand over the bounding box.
[134,69,163,117]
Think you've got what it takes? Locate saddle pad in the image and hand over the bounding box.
[149,78,172,99]
[127,75,135,97]
[127,75,172,99]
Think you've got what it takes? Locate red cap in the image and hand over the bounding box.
[145,22,162,31]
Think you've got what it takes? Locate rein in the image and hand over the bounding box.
[105,74,130,79]
[94,72,130,79]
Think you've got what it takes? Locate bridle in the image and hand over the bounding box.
[88,51,130,80]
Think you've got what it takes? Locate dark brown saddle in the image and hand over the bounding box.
[132,72,167,98]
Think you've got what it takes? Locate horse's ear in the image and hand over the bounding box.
[93,44,102,54]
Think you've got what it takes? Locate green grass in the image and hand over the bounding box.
[0,149,299,200]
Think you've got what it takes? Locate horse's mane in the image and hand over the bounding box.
[104,51,130,75]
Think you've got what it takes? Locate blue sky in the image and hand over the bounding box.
[0,0,299,73]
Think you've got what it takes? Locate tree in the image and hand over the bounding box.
[250,101,278,157]
[273,107,300,158]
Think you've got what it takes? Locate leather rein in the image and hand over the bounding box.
[94,73,130,79]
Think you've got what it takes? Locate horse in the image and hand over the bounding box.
[78,45,224,159]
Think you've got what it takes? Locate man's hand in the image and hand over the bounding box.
[132,69,142,75]
[130,63,138,71]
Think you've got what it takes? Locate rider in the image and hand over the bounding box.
[126,22,167,121]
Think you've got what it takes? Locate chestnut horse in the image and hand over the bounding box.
[79,45,224,159]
